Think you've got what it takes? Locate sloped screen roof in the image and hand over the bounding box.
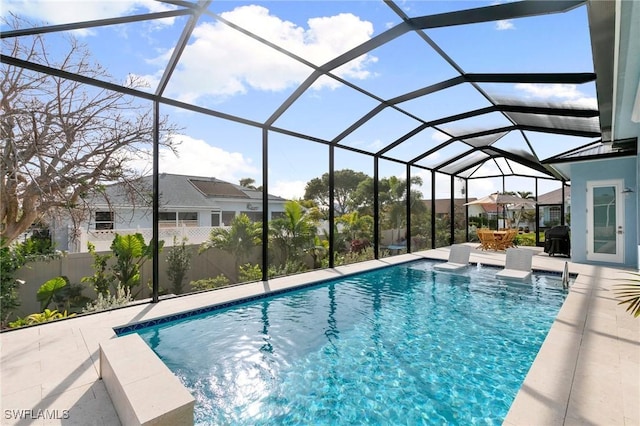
[1,0,604,184]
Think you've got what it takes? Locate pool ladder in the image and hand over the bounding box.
[562,262,570,289]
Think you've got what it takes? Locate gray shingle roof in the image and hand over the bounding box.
[98,174,285,209]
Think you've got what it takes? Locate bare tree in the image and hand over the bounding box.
[1,17,179,247]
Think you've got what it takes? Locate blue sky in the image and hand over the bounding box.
[3,0,598,200]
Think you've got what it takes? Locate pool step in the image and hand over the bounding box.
[100,333,195,426]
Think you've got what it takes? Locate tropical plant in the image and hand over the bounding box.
[166,237,192,295]
[516,191,535,200]
[52,283,91,313]
[110,233,162,296]
[200,213,262,276]
[336,211,373,243]
[81,242,112,296]
[269,200,317,265]
[614,272,640,318]
[379,175,425,244]
[306,236,329,269]
[36,276,69,311]
[9,309,75,328]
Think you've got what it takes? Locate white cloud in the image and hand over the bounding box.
[368,139,384,151]
[129,134,259,183]
[270,180,307,200]
[431,130,450,143]
[148,5,375,101]
[3,0,177,35]
[516,83,580,99]
[514,83,598,108]
[495,20,515,30]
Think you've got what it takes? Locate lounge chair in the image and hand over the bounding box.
[496,248,533,280]
[433,244,471,272]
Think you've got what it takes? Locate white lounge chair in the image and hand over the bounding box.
[433,244,471,272]
[496,248,533,280]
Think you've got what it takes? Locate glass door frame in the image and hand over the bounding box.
[586,179,624,263]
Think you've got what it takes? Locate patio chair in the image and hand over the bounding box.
[433,244,471,272]
[496,229,518,251]
[496,248,533,280]
[477,229,498,251]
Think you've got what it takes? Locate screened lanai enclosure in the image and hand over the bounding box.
[1,0,611,316]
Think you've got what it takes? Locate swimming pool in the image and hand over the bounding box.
[129,260,567,425]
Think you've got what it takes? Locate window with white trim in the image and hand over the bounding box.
[94,211,114,230]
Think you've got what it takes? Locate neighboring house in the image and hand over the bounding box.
[51,173,287,253]
[536,186,571,228]
[421,198,484,218]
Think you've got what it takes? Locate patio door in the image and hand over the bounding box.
[586,180,624,263]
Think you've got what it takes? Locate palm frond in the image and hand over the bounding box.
[614,272,640,318]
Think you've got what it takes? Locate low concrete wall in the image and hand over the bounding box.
[100,333,195,426]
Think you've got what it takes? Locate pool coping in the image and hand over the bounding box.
[114,259,575,336]
[1,245,638,425]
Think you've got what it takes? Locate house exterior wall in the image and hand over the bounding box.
[570,156,638,268]
[53,201,286,253]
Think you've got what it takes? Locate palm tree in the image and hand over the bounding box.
[269,200,317,265]
[516,191,535,200]
[513,190,536,229]
[200,213,262,275]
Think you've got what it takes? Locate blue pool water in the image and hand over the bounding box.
[131,261,567,425]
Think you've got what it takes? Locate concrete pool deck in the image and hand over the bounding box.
[1,244,638,425]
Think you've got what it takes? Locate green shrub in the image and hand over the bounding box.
[81,242,112,296]
[335,246,375,266]
[166,237,192,295]
[239,263,262,282]
[268,260,308,278]
[190,275,230,291]
[514,233,536,246]
[0,243,25,327]
[83,285,133,313]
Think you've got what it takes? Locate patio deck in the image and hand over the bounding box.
[1,244,638,425]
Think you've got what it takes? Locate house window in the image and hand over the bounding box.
[211,212,221,227]
[241,211,262,222]
[221,211,235,226]
[94,211,114,230]
[547,206,561,226]
[178,212,198,222]
[159,211,197,226]
[158,212,176,222]
[212,211,236,226]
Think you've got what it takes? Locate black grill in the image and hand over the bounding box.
[544,225,571,257]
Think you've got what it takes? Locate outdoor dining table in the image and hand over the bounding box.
[477,229,517,251]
